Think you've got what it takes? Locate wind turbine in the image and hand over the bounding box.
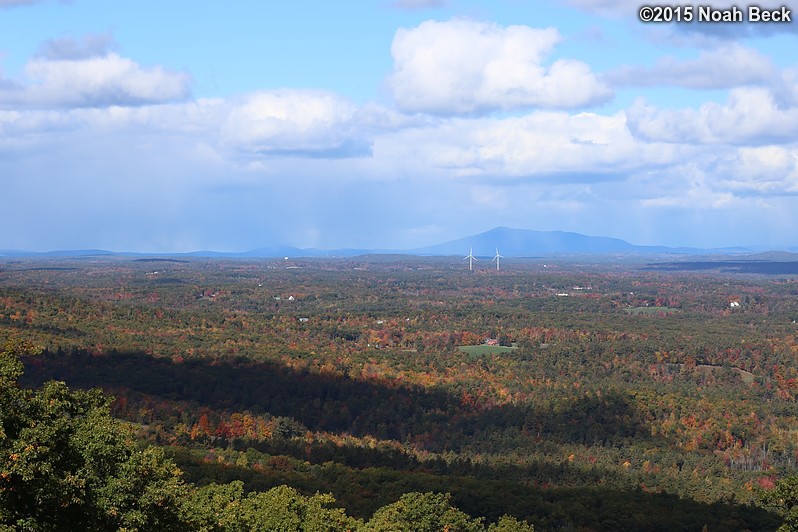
[464,247,477,271]
[492,248,504,271]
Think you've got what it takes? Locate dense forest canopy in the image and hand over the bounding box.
[2,339,532,531]
[2,255,798,530]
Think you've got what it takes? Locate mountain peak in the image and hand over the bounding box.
[414,227,644,257]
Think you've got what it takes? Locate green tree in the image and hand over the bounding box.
[487,515,535,532]
[186,481,360,531]
[762,476,798,531]
[362,492,484,532]
[0,339,189,531]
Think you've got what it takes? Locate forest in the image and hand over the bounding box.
[2,254,798,530]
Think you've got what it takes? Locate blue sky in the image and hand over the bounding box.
[1,0,797,252]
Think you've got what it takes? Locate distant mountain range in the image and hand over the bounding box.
[411,227,692,257]
[1,227,796,259]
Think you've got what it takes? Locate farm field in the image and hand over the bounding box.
[2,255,798,530]
[458,345,517,356]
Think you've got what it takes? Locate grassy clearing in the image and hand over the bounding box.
[458,345,517,356]
[667,363,757,386]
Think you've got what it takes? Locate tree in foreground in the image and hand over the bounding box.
[186,481,361,531]
[762,475,798,532]
[362,492,482,531]
[362,491,533,532]
[0,339,188,531]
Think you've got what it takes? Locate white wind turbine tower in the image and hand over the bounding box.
[464,247,477,271]
[493,248,504,271]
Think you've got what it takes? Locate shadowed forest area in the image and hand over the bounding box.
[3,256,798,529]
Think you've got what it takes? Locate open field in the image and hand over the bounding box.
[458,345,518,356]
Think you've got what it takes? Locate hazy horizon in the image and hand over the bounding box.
[3,226,796,256]
[2,1,797,252]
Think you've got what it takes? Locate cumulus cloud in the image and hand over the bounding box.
[0,87,374,161]
[626,88,798,145]
[606,45,775,89]
[387,19,612,115]
[640,187,736,209]
[638,145,798,211]
[0,99,227,164]
[35,33,117,60]
[0,52,191,109]
[772,66,798,107]
[3,86,797,250]
[714,146,798,194]
[355,102,438,132]
[373,110,680,180]
[220,90,365,157]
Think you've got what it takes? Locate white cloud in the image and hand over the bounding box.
[373,110,682,180]
[355,101,437,131]
[637,151,798,211]
[626,88,798,145]
[773,66,798,107]
[220,90,363,156]
[387,19,612,115]
[641,190,735,209]
[0,99,229,165]
[0,53,191,109]
[1,23,796,252]
[607,44,775,89]
[714,146,798,194]
[3,86,798,250]
[0,87,374,161]
[35,33,117,60]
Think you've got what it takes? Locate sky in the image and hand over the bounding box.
[1,0,797,252]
